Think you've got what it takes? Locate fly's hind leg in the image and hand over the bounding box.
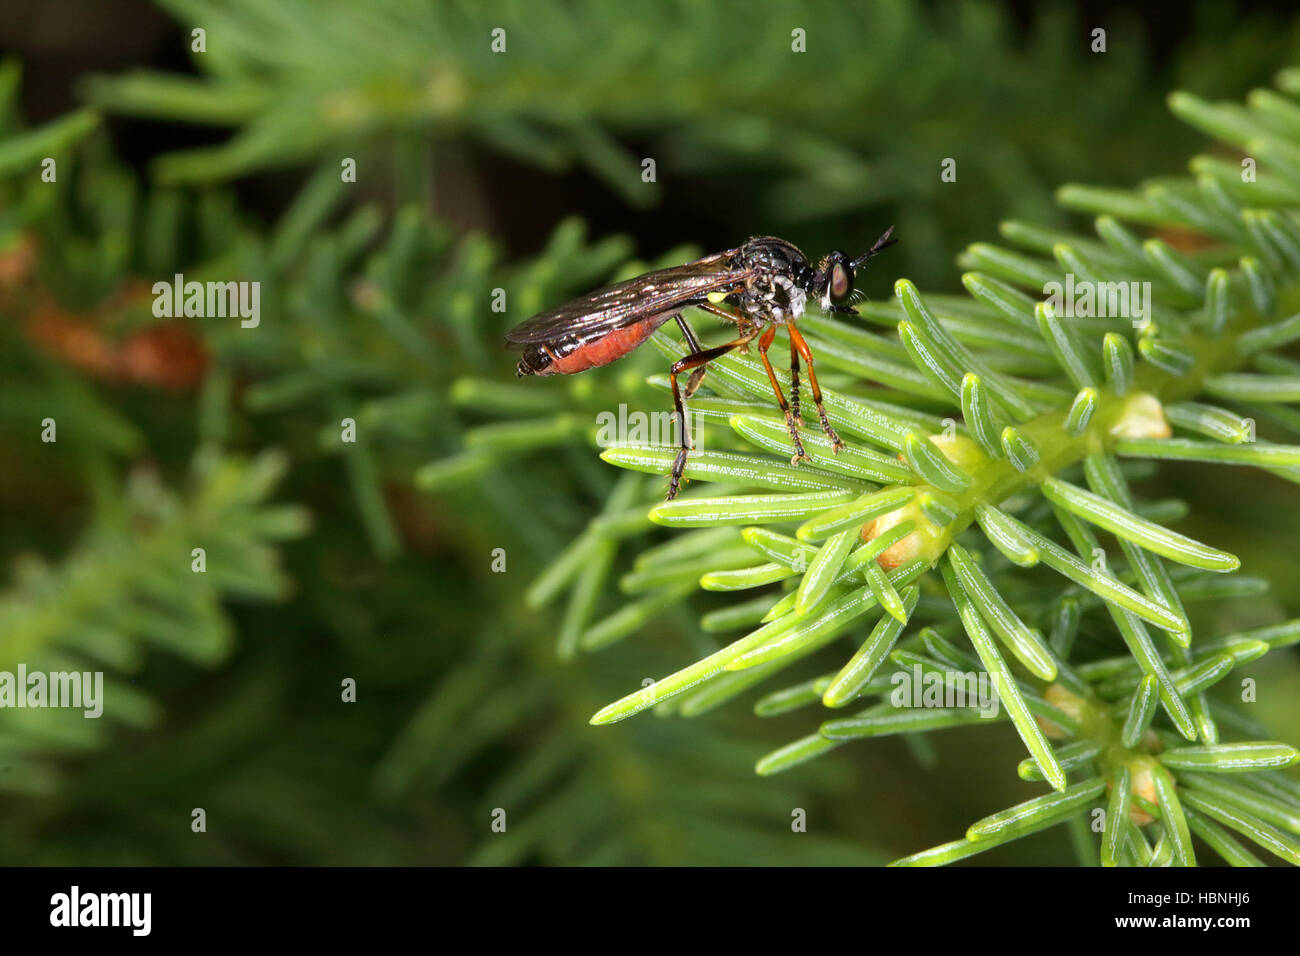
[677,298,750,400]
[675,313,703,353]
[668,337,746,500]
[674,314,711,399]
[758,325,809,465]
[788,322,844,452]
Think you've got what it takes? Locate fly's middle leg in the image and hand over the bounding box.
[757,325,808,465]
[684,367,708,400]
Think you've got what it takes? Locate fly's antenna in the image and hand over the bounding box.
[851,225,897,269]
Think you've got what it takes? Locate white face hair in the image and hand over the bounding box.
[815,255,834,313]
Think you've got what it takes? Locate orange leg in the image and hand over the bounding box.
[758,325,808,464]
[787,322,844,452]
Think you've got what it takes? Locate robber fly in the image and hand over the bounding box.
[506,227,897,499]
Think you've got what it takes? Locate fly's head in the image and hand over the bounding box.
[813,250,858,315]
[813,226,898,315]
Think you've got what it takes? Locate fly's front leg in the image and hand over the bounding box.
[788,322,844,452]
[758,325,808,465]
[667,338,745,499]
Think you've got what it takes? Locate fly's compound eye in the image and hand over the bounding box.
[829,260,854,305]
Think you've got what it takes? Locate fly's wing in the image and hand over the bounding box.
[504,251,745,347]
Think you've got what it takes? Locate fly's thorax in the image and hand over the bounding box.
[739,272,807,323]
[735,238,811,324]
[736,235,808,273]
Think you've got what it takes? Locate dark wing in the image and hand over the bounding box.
[504,251,746,346]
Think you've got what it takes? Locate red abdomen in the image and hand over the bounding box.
[516,316,668,376]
